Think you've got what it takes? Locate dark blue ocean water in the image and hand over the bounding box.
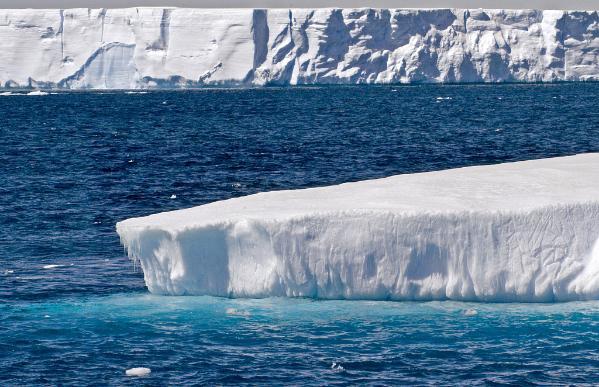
[2,84,599,385]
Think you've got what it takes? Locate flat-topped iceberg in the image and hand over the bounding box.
[1,8,599,88]
[117,154,599,301]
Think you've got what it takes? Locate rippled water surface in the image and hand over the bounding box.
[2,84,599,384]
[4,295,599,385]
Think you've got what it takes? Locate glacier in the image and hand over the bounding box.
[1,7,598,89]
[116,154,599,302]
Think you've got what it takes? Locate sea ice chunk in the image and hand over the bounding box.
[125,367,151,377]
[117,154,599,302]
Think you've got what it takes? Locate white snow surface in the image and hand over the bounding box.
[1,8,599,89]
[117,154,599,301]
[125,367,151,377]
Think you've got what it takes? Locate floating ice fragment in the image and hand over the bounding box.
[170,194,177,199]
[27,90,48,96]
[226,308,250,317]
[463,308,478,316]
[125,367,151,377]
[128,159,134,163]
[44,315,50,318]
[436,97,452,100]
[0,92,14,96]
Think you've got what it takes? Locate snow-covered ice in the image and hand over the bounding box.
[125,367,151,377]
[1,8,598,89]
[117,154,599,302]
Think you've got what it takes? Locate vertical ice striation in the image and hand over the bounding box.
[116,154,599,301]
[0,8,598,89]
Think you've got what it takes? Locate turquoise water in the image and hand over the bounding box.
[4,295,599,384]
[2,84,599,384]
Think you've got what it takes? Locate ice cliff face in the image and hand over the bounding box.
[0,8,598,89]
[117,154,599,301]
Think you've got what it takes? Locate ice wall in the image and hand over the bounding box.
[117,154,599,301]
[1,8,598,89]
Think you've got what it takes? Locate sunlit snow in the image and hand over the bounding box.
[117,154,599,302]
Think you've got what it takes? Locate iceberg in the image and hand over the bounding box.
[125,367,151,377]
[1,8,598,89]
[117,154,599,302]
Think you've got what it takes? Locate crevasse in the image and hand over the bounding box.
[0,8,598,89]
[116,154,599,302]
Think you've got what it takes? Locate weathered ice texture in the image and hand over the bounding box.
[0,8,598,88]
[117,154,599,301]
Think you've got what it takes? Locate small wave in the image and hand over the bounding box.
[27,90,49,96]
[331,362,345,371]
[226,308,250,317]
[463,308,478,316]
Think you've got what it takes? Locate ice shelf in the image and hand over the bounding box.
[1,8,598,89]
